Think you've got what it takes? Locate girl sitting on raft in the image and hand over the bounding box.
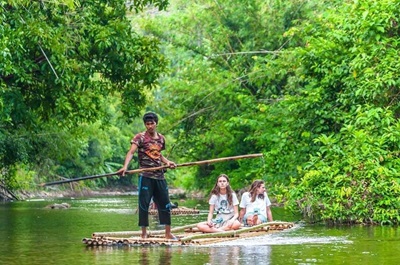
[197,174,241,233]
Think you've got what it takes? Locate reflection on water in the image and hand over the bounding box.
[1,196,400,265]
[83,245,174,265]
[94,208,134,214]
[203,246,240,265]
[211,225,352,246]
[140,246,172,265]
[207,246,268,265]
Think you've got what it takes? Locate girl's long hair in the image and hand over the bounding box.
[209,174,235,206]
[248,180,265,202]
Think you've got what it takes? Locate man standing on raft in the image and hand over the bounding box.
[117,112,177,240]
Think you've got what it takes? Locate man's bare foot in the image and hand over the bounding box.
[165,233,178,240]
[141,233,149,239]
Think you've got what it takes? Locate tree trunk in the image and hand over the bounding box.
[0,180,19,201]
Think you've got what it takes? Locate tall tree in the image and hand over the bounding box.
[136,0,327,189]
[0,0,169,194]
[273,0,400,224]
[139,0,400,224]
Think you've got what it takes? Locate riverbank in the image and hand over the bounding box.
[15,186,203,201]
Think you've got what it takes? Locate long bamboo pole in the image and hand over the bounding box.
[39,153,263,187]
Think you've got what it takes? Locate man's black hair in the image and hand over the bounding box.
[143,112,159,124]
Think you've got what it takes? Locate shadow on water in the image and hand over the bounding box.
[1,196,400,265]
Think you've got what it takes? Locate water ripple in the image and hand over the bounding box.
[210,229,352,246]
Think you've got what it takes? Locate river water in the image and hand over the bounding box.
[0,195,399,265]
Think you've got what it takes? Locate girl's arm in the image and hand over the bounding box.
[233,205,239,220]
[239,208,246,222]
[206,204,215,227]
[266,206,273,222]
[226,205,240,228]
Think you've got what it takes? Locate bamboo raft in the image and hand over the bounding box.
[82,221,295,247]
[148,206,200,215]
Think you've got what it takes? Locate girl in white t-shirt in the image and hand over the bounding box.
[197,174,241,233]
[239,180,273,226]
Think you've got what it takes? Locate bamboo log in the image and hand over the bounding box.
[105,236,181,243]
[180,225,263,242]
[149,207,200,215]
[83,236,183,246]
[39,153,263,187]
[180,221,293,242]
[170,223,200,232]
[92,231,150,238]
[91,221,292,239]
[92,223,199,238]
[84,221,294,246]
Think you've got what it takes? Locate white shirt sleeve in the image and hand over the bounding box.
[264,192,271,207]
[232,193,239,206]
[239,192,248,208]
[209,194,217,205]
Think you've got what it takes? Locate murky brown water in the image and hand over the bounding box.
[1,196,399,265]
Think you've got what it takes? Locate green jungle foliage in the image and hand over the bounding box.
[136,0,326,190]
[1,0,400,225]
[138,0,400,224]
[0,0,168,191]
[277,0,400,224]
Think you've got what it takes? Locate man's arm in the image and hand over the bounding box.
[117,143,138,176]
[161,154,176,168]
